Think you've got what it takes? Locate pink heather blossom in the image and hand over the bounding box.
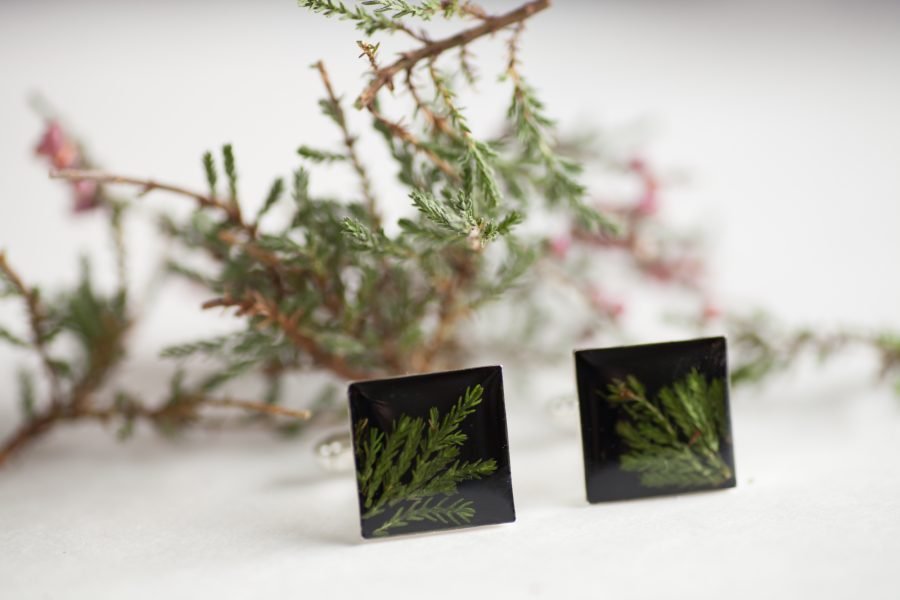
[701,301,722,324]
[628,157,660,216]
[35,121,79,169]
[587,286,625,320]
[549,235,572,259]
[627,157,647,174]
[634,178,659,216]
[72,180,101,213]
[34,120,101,213]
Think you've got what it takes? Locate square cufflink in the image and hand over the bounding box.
[348,365,516,538]
[575,337,737,502]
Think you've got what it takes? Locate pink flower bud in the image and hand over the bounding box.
[701,302,722,323]
[588,286,625,320]
[34,120,102,214]
[72,180,100,213]
[34,121,79,169]
[549,235,572,259]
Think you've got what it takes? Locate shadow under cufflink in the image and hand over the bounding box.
[348,365,516,539]
[574,336,737,503]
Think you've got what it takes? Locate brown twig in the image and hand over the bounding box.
[203,292,373,381]
[0,406,62,466]
[50,168,250,232]
[405,69,457,139]
[52,167,295,300]
[202,397,311,420]
[356,0,550,109]
[355,0,549,179]
[314,60,381,224]
[0,392,311,466]
[412,250,479,371]
[370,106,459,179]
[0,252,64,406]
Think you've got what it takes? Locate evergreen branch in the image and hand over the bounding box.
[202,397,311,420]
[605,370,732,488]
[202,151,218,197]
[18,370,36,418]
[340,217,409,257]
[0,252,64,406]
[0,323,28,347]
[410,189,460,233]
[504,25,617,234]
[51,166,296,303]
[368,106,459,179]
[429,65,502,207]
[405,69,457,139]
[256,177,285,222]
[222,143,240,205]
[361,0,461,21]
[0,262,133,465]
[297,145,347,163]
[201,292,372,380]
[313,61,380,222]
[355,0,551,109]
[49,168,250,232]
[0,392,310,466]
[728,314,900,392]
[300,0,423,37]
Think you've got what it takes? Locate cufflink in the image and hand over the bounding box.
[574,337,736,502]
[348,365,516,538]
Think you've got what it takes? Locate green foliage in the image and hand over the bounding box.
[47,260,131,386]
[297,145,347,163]
[299,0,408,36]
[362,0,462,20]
[354,384,497,536]
[431,69,503,208]
[0,323,27,347]
[257,178,285,221]
[604,370,733,489]
[202,151,218,198]
[370,496,475,536]
[506,76,617,234]
[18,369,35,418]
[222,144,238,202]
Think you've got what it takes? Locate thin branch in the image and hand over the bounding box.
[355,0,551,109]
[202,397,311,420]
[314,60,381,224]
[0,252,64,406]
[50,168,249,231]
[369,106,459,179]
[0,405,61,466]
[0,393,311,466]
[203,292,373,381]
[405,69,457,139]
[52,167,296,300]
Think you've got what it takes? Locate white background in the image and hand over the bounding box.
[1,1,899,598]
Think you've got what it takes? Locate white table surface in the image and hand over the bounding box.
[1,1,899,598]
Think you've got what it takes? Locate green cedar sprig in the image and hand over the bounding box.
[362,0,462,20]
[299,0,411,35]
[354,384,497,536]
[605,370,733,488]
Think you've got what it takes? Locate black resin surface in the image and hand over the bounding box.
[348,366,515,538]
[575,337,737,503]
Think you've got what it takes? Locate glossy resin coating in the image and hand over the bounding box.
[575,337,737,503]
[348,366,515,538]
